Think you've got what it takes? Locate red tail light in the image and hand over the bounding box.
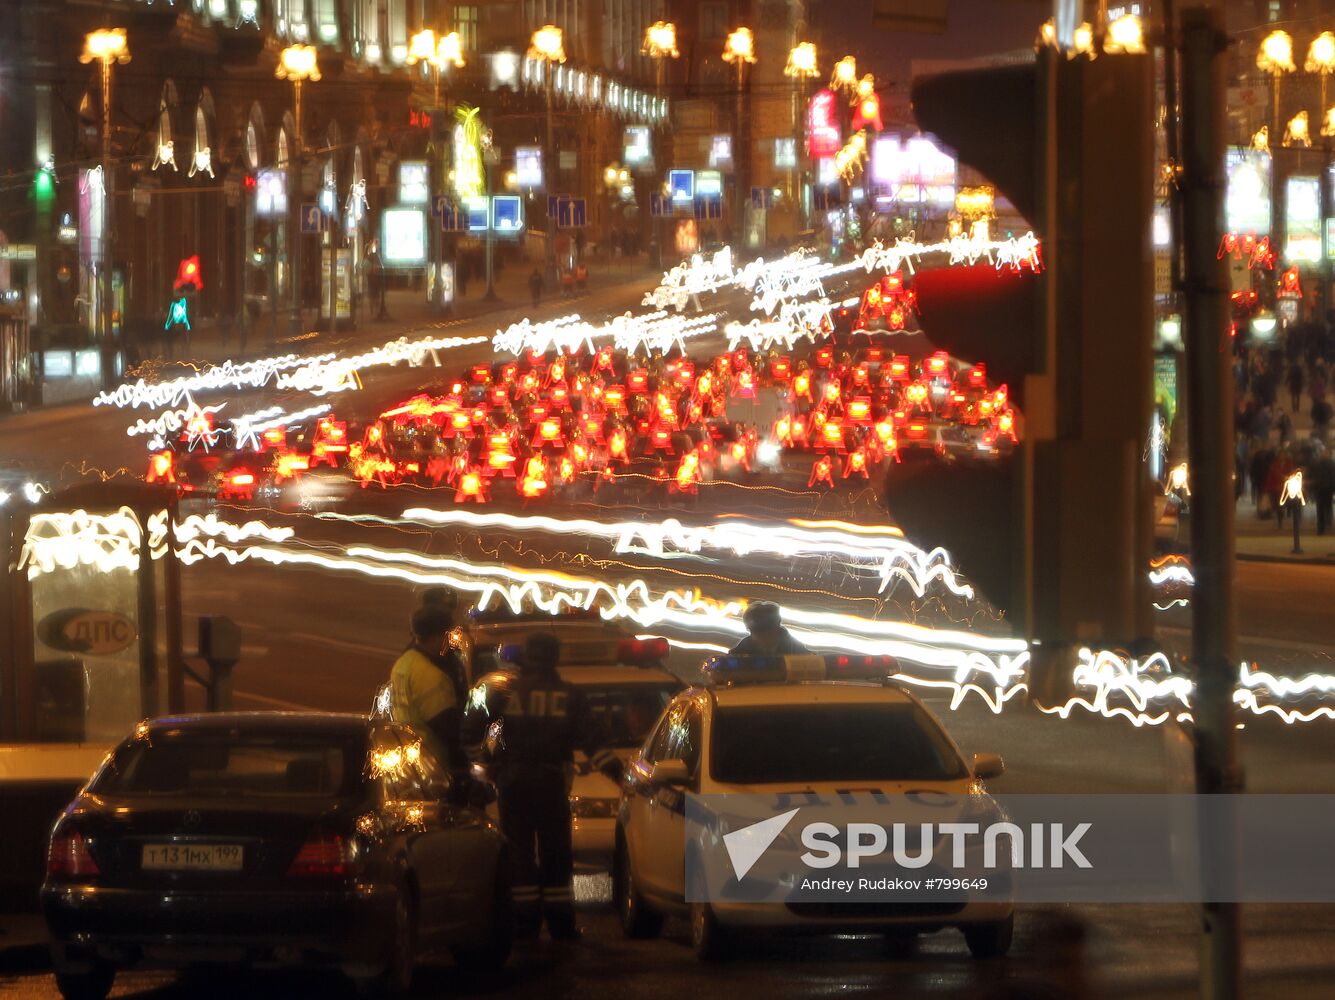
[288,833,355,878]
[48,830,99,878]
[617,637,670,663]
[229,472,256,486]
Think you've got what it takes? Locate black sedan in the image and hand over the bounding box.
[42,712,511,999]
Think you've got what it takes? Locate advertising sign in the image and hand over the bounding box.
[807,89,841,158]
[624,126,652,166]
[515,147,543,188]
[871,135,956,205]
[255,168,287,217]
[710,135,733,169]
[1285,175,1321,264]
[697,170,723,198]
[1224,147,1271,236]
[381,207,427,266]
[774,137,797,170]
[399,161,430,205]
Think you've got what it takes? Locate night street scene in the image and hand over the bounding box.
[2,0,1335,997]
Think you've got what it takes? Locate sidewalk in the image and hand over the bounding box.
[1229,495,1335,563]
[0,912,47,973]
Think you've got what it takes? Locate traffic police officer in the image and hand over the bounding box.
[728,600,812,655]
[463,631,621,940]
[388,606,466,778]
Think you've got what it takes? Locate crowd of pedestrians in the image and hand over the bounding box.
[1233,323,1335,535]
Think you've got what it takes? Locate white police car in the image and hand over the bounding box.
[613,653,1013,959]
[461,609,682,871]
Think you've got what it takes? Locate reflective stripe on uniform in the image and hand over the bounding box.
[513,884,541,901]
[541,886,573,900]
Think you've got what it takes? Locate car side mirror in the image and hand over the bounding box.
[972,752,1005,781]
[649,758,691,786]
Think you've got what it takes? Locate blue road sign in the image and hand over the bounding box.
[570,198,587,228]
[650,192,667,218]
[693,197,723,221]
[491,195,525,234]
[432,194,449,217]
[439,204,465,232]
[466,197,490,233]
[557,196,573,228]
[301,203,323,234]
[668,169,695,204]
[548,194,560,219]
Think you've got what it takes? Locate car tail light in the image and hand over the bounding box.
[229,472,256,486]
[617,636,669,663]
[288,833,356,878]
[48,829,99,879]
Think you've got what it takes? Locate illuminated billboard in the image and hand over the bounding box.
[515,147,543,188]
[1224,147,1271,235]
[398,161,430,205]
[381,207,427,266]
[871,135,956,206]
[1285,175,1321,264]
[807,89,841,158]
[624,126,652,166]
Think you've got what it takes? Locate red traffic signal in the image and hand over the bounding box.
[174,255,203,292]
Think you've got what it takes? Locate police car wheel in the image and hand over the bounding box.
[614,838,663,939]
[963,914,1014,959]
[689,900,732,961]
[53,961,115,1000]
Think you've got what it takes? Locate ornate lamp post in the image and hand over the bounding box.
[80,28,129,384]
[723,27,757,251]
[277,44,320,333]
[643,20,678,267]
[785,42,819,233]
[530,25,565,287]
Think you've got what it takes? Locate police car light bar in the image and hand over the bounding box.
[701,653,898,686]
[616,636,669,664]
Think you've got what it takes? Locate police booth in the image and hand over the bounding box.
[0,483,185,909]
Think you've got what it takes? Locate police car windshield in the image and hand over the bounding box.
[580,685,676,748]
[710,704,967,784]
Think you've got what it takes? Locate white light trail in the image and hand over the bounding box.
[274,333,489,395]
[21,507,168,579]
[397,507,974,599]
[94,354,325,410]
[124,397,227,447]
[230,403,331,451]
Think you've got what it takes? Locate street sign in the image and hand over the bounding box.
[300,204,323,234]
[558,197,587,228]
[440,203,466,232]
[668,169,695,204]
[432,194,450,217]
[650,192,667,218]
[694,198,722,221]
[466,197,490,233]
[0,244,37,261]
[548,195,560,219]
[491,195,525,234]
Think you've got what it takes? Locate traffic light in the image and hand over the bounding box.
[885,45,1157,687]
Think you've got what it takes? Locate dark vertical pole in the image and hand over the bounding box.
[291,78,304,335]
[545,68,558,286]
[0,510,18,741]
[164,497,184,713]
[1180,9,1242,1000]
[136,507,159,719]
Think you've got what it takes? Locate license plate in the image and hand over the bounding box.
[142,843,243,871]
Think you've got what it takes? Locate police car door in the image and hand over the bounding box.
[643,700,702,900]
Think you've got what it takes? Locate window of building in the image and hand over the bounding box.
[699,1,728,40]
[454,5,478,54]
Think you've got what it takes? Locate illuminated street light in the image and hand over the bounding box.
[1258,30,1296,135]
[785,42,818,80]
[1104,14,1145,55]
[277,44,319,332]
[438,31,465,68]
[1323,107,1335,138]
[80,28,130,386]
[723,27,756,65]
[831,55,857,93]
[1304,31,1334,75]
[407,27,438,65]
[643,20,678,59]
[1251,125,1270,152]
[1284,110,1311,147]
[529,24,566,63]
[955,186,996,220]
[531,25,565,285]
[1072,22,1094,56]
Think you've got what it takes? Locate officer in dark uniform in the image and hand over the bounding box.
[728,600,812,655]
[463,632,621,940]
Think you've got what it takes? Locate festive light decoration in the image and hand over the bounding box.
[834,130,868,180]
[453,105,485,200]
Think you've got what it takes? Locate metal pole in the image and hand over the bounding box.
[652,57,665,268]
[164,497,184,713]
[291,78,304,334]
[101,59,115,388]
[484,157,497,301]
[1320,75,1331,334]
[544,67,558,286]
[736,60,746,250]
[136,508,159,720]
[1179,9,1242,1000]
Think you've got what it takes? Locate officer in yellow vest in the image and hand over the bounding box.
[389,606,464,775]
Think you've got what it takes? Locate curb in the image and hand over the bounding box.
[1236,551,1335,565]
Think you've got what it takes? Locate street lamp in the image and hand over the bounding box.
[80,28,129,385]
[530,24,565,287]
[1283,110,1311,148]
[830,55,857,94]
[407,28,465,107]
[1258,30,1296,135]
[1103,14,1145,55]
[643,21,678,267]
[786,42,819,233]
[277,44,319,332]
[723,27,757,251]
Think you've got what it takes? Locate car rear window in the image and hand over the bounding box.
[710,703,967,785]
[91,732,363,798]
